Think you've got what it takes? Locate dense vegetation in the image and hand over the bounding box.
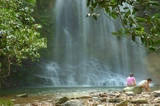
[0,0,47,88]
[0,99,13,106]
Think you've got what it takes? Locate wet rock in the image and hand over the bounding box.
[154,90,160,97]
[125,91,134,96]
[114,93,121,97]
[11,99,16,102]
[99,92,107,97]
[130,98,148,104]
[62,99,83,106]
[92,96,99,101]
[99,97,106,102]
[16,93,28,98]
[91,102,99,106]
[108,98,122,103]
[90,93,99,97]
[24,103,32,106]
[79,95,92,99]
[153,97,160,103]
[56,96,69,105]
[123,86,142,94]
[142,94,151,98]
[116,100,129,106]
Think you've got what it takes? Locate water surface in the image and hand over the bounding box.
[0,86,159,97]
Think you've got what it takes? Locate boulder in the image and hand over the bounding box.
[154,90,160,97]
[79,95,92,99]
[62,99,83,106]
[108,98,122,103]
[130,98,147,103]
[16,93,28,98]
[125,91,134,96]
[116,100,129,106]
[123,86,142,94]
[56,96,69,105]
[153,97,160,103]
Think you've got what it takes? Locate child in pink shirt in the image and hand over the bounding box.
[126,73,136,87]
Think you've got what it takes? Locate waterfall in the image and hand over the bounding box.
[37,0,148,86]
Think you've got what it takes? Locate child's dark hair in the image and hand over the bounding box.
[147,78,152,82]
[130,73,133,77]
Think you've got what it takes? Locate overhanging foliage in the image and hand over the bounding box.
[87,0,160,50]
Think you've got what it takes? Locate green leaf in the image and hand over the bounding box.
[87,0,91,6]
[123,7,129,9]
[124,10,131,18]
[154,40,160,45]
[135,17,146,22]
[0,62,2,67]
[123,18,127,25]
[141,36,145,44]
[90,7,94,12]
[26,0,36,5]
[93,15,97,20]
[149,1,159,6]
[93,2,97,8]
[112,32,118,35]
[110,13,117,19]
[132,36,135,41]
[148,45,157,51]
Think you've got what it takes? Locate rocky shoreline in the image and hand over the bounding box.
[11,88,160,106]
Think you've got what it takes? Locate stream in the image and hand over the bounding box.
[0,86,160,105]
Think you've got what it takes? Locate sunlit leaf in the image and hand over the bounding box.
[112,32,118,35]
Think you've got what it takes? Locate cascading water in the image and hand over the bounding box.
[36,0,148,86]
